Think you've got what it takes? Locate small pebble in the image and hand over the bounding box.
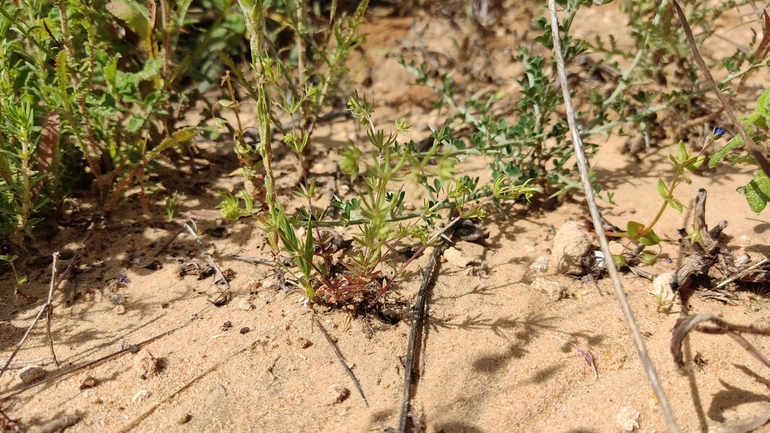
[238,298,254,311]
[297,338,313,349]
[79,376,98,390]
[131,390,152,403]
[328,384,350,405]
[134,349,160,379]
[240,327,250,334]
[114,305,127,315]
[178,413,193,425]
[19,366,46,384]
[221,321,232,331]
[616,406,641,432]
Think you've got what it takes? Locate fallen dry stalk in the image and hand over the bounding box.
[155,219,231,305]
[313,316,369,407]
[671,314,770,370]
[0,252,61,379]
[399,242,443,433]
[547,1,680,431]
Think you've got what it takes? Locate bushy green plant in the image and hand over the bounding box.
[398,1,617,203]
[588,0,763,149]
[225,0,540,305]
[0,0,246,245]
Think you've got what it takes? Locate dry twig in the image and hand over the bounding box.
[671,314,770,370]
[398,240,445,433]
[313,316,368,407]
[0,253,61,379]
[547,1,680,431]
[155,219,231,305]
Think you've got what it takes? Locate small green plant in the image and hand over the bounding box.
[624,139,706,247]
[0,0,245,246]
[0,243,27,287]
[165,191,178,220]
[400,0,613,202]
[588,0,766,153]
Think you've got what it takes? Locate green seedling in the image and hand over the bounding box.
[0,244,27,287]
[165,191,178,220]
[621,140,705,251]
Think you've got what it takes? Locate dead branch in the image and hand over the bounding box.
[547,1,680,432]
[671,314,770,370]
[313,316,368,407]
[0,252,61,379]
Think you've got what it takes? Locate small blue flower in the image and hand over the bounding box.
[713,127,726,139]
[0,243,12,255]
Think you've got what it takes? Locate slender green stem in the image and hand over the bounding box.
[641,168,682,237]
[239,0,277,215]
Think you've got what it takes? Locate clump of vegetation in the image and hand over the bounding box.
[0,0,246,245]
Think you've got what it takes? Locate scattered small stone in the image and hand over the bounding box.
[114,305,127,315]
[128,344,140,354]
[238,298,254,311]
[177,413,193,425]
[531,277,566,301]
[143,260,162,270]
[444,247,474,268]
[328,384,350,405]
[221,321,233,331]
[239,327,250,334]
[19,366,46,384]
[161,303,170,309]
[528,255,550,274]
[134,349,160,379]
[297,337,313,349]
[32,414,79,433]
[616,406,641,432]
[79,376,98,390]
[651,272,676,308]
[552,223,592,275]
[131,390,152,403]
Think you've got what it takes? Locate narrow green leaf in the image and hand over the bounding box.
[656,178,668,199]
[684,155,705,172]
[677,140,688,162]
[106,0,151,41]
[669,198,684,212]
[303,218,314,268]
[149,127,200,156]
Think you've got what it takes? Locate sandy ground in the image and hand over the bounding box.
[3,2,770,433]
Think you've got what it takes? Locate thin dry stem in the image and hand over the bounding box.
[547,1,680,432]
[0,252,61,378]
